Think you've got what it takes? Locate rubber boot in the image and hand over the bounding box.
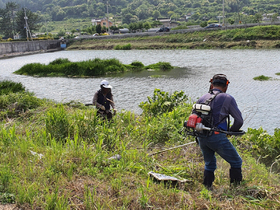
[203,170,215,189]
[230,168,242,186]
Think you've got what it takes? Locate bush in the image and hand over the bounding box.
[145,62,173,71]
[0,81,25,95]
[49,58,71,65]
[114,43,132,50]
[200,21,207,28]
[240,128,280,172]
[0,92,46,119]
[122,43,131,50]
[139,89,188,116]
[129,61,145,71]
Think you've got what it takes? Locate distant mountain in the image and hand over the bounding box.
[1,0,280,23]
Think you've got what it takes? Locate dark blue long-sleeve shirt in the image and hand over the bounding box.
[196,89,243,131]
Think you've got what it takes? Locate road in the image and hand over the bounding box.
[70,21,280,41]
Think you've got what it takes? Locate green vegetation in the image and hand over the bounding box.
[2,0,280,40]
[0,81,50,120]
[0,81,280,209]
[253,75,271,81]
[145,62,173,71]
[0,80,25,95]
[67,26,280,50]
[114,43,132,50]
[276,72,280,75]
[13,58,174,77]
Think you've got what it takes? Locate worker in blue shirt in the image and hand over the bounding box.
[195,74,243,189]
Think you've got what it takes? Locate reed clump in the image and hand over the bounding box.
[253,75,271,81]
[0,81,280,209]
[13,58,174,77]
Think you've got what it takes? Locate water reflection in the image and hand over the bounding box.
[0,49,279,134]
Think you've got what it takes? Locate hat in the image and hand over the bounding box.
[100,80,112,89]
[210,74,229,85]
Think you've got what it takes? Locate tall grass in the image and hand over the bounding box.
[1,81,280,209]
[0,80,25,95]
[114,43,132,50]
[14,58,174,77]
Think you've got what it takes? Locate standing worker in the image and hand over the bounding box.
[93,80,116,120]
[194,74,243,189]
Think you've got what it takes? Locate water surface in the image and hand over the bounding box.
[1,49,279,134]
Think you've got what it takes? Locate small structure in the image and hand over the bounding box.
[156,18,171,27]
[156,18,179,28]
[91,17,113,28]
[60,38,66,50]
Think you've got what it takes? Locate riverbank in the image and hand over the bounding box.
[67,25,280,50]
[0,48,61,59]
[1,81,280,209]
[0,40,62,60]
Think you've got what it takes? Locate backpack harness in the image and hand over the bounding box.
[183,92,241,137]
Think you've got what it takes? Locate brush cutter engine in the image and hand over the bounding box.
[182,103,245,137]
[184,113,211,135]
[184,104,212,133]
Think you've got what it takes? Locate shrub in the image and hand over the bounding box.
[145,62,173,71]
[114,45,121,50]
[0,81,25,95]
[114,43,131,50]
[129,61,145,71]
[64,63,79,76]
[49,58,71,65]
[200,21,207,28]
[122,43,131,50]
[0,92,46,119]
[139,89,188,116]
[240,128,280,172]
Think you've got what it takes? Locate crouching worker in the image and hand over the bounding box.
[194,74,243,189]
[93,80,116,120]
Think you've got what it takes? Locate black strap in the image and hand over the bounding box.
[204,93,219,105]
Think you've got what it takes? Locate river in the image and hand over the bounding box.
[0,49,279,134]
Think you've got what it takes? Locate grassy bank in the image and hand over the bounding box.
[0,81,280,209]
[67,25,280,50]
[13,58,173,77]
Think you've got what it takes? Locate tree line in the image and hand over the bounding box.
[1,0,280,39]
[0,2,40,39]
[1,0,280,23]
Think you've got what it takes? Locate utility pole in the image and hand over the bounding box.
[24,8,32,41]
[107,0,110,33]
[223,0,225,26]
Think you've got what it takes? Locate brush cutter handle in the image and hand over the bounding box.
[214,129,245,136]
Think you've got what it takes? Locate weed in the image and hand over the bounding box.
[253,75,271,81]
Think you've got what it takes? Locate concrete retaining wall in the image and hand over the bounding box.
[0,40,61,55]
